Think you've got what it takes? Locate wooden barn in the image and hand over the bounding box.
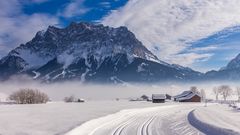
[152,94,166,103]
[165,94,172,100]
[174,91,201,102]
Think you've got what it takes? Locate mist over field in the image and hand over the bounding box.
[0,76,239,101]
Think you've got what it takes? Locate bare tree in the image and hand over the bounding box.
[200,89,206,102]
[218,85,232,101]
[236,87,240,102]
[190,86,199,94]
[9,88,49,104]
[213,87,219,101]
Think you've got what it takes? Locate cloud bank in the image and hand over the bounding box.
[0,0,92,58]
[102,0,240,66]
[60,0,90,18]
[0,0,59,57]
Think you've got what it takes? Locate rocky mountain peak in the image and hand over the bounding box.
[2,22,160,71]
[226,53,240,70]
[0,22,202,83]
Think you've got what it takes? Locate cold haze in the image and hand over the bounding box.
[1,1,240,135]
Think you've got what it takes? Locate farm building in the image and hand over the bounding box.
[166,94,172,100]
[152,94,166,103]
[174,91,201,102]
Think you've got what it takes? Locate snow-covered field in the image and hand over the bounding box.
[66,103,204,135]
[1,80,240,135]
[65,103,240,135]
[0,100,164,135]
[0,100,240,135]
[190,104,240,135]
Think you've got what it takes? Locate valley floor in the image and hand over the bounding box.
[0,100,162,135]
[0,101,240,135]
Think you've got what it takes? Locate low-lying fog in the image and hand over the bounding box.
[0,77,239,101]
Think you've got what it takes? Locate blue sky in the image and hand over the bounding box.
[0,0,240,72]
[22,0,128,25]
[188,27,240,71]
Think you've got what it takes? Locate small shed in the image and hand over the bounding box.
[174,91,201,102]
[166,94,172,100]
[152,94,166,103]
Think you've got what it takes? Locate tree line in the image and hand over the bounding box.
[213,85,240,102]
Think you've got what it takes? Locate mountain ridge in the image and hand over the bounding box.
[205,53,240,80]
[0,22,204,83]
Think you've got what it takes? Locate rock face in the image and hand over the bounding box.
[205,53,240,80]
[0,22,202,83]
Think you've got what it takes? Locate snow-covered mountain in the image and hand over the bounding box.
[226,54,240,70]
[205,53,240,80]
[0,22,202,83]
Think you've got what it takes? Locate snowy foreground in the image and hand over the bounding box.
[66,103,240,135]
[0,100,163,135]
[0,101,240,135]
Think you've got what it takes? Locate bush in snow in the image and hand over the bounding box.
[9,89,49,104]
[141,95,149,100]
[64,96,85,103]
[64,95,75,103]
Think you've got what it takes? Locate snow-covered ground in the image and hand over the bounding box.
[0,100,240,135]
[0,93,8,102]
[190,104,240,135]
[66,103,240,135]
[66,103,204,135]
[0,100,165,135]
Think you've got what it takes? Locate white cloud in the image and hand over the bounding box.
[190,45,219,52]
[102,0,240,66]
[170,53,214,66]
[0,0,59,56]
[100,2,111,9]
[22,0,51,4]
[30,0,50,3]
[61,0,90,18]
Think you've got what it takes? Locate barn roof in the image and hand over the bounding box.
[177,93,200,101]
[174,91,192,99]
[174,90,201,101]
[152,94,166,100]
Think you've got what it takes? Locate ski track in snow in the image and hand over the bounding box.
[66,104,204,135]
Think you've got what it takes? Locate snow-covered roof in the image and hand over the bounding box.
[174,91,192,99]
[152,94,166,100]
[177,93,200,101]
[174,91,201,101]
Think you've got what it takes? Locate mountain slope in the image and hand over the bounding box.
[205,53,240,80]
[0,22,202,83]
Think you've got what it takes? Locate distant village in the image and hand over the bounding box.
[0,85,239,105]
[128,86,203,103]
[127,85,240,105]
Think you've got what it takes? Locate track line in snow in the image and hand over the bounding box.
[188,110,240,135]
[112,114,140,135]
[88,110,141,135]
[66,104,204,135]
[140,115,155,135]
[144,115,157,135]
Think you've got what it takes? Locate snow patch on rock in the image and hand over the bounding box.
[57,53,75,69]
[137,63,148,72]
[32,71,41,79]
[13,49,51,69]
